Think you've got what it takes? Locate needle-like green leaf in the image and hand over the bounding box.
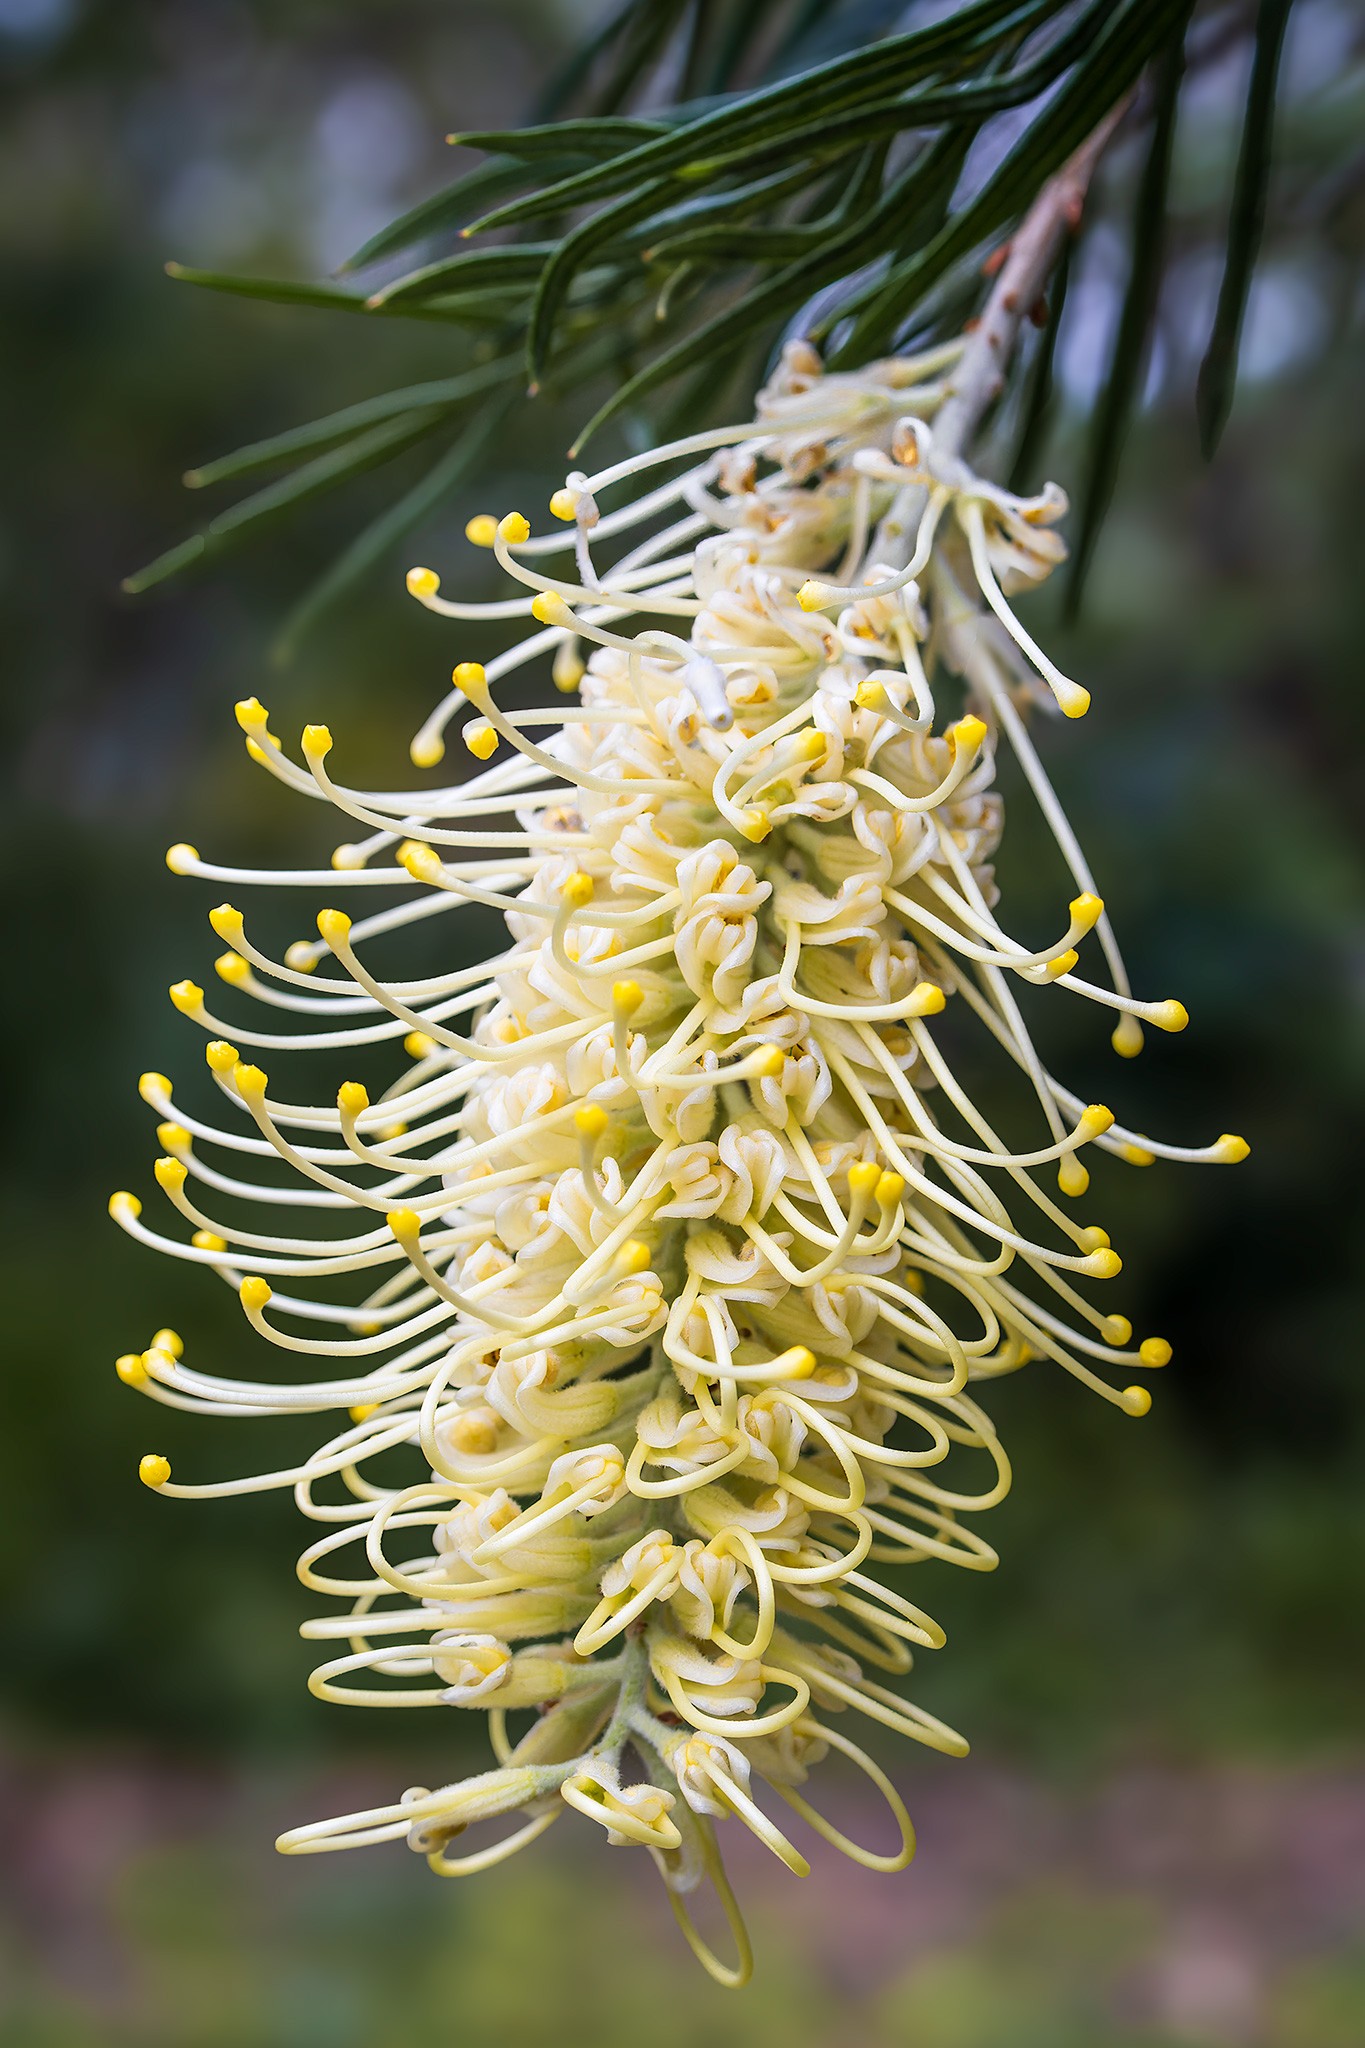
[1196,0,1295,459]
[1066,20,1188,614]
[274,401,514,660]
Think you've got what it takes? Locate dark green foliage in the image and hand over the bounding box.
[125,0,1311,643]
[1197,0,1296,457]
[1064,18,1189,615]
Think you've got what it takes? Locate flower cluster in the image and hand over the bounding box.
[112,339,1246,1985]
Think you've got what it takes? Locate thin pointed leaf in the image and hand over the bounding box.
[677,0,1120,186]
[595,0,693,117]
[535,0,656,119]
[1196,0,1295,459]
[124,414,444,592]
[697,0,776,96]
[164,263,489,325]
[275,401,513,660]
[467,0,1064,234]
[643,140,884,264]
[164,263,373,312]
[1066,22,1188,615]
[632,158,833,254]
[184,358,520,489]
[828,0,1189,363]
[528,177,675,384]
[396,287,534,327]
[569,128,970,452]
[453,118,671,162]
[122,534,206,596]
[366,242,555,310]
[341,156,582,272]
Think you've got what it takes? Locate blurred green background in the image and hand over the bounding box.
[2,2,1363,2042]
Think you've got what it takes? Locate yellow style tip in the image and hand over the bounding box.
[1056,680,1090,718]
[1214,1133,1250,1163]
[552,646,585,693]
[1151,1000,1188,1034]
[1081,1104,1115,1135]
[153,1327,184,1359]
[452,660,487,694]
[464,514,498,548]
[404,1031,436,1060]
[796,580,830,612]
[951,714,988,753]
[109,1190,141,1221]
[574,1104,610,1142]
[913,981,947,1016]
[165,842,199,874]
[405,565,440,598]
[1112,1014,1145,1059]
[612,980,644,1015]
[1121,1386,1152,1417]
[337,1082,370,1117]
[239,1276,272,1312]
[549,488,577,521]
[215,952,249,986]
[209,902,244,942]
[531,590,572,626]
[1083,1246,1122,1280]
[139,1453,171,1489]
[617,1240,652,1275]
[1139,1336,1172,1367]
[232,1062,268,1100]
[205,1040,239,1074]
[316,907,352,947]
[156,1122,191,1151]
[754,1046,785,1078]
[498,512,530,546]
[284,942,317,973]
[409,734,445,768]
[1057,1156,1089,1198]
[349,1403,379,1423]
[874,1171,905,1208]
[387,1206,422,1241]
[192,1229,226,1252]
[169,979,204,1016]
[234,696,268,732]
[847,1160,882,1198]
[400,842,439,880]
[1102,1314,1132,1346]
[301,723,333,759]
[154,1155,187,1193]
[1070,892,1104,929]
[139,1071,172,1105]
[464,720,498,760]
[854,680,887,712]
[561,871,594,908]
[116,1352,148,1386]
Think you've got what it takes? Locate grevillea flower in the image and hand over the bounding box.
[112,339,1247,1985]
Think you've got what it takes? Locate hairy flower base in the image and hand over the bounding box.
[112,341,1245,1985]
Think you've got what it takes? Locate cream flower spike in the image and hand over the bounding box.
[114,334,1247,1988]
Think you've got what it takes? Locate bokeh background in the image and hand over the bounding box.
[3,2,1363,2042]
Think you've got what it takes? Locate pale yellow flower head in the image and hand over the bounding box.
[113,339,1245,1985]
